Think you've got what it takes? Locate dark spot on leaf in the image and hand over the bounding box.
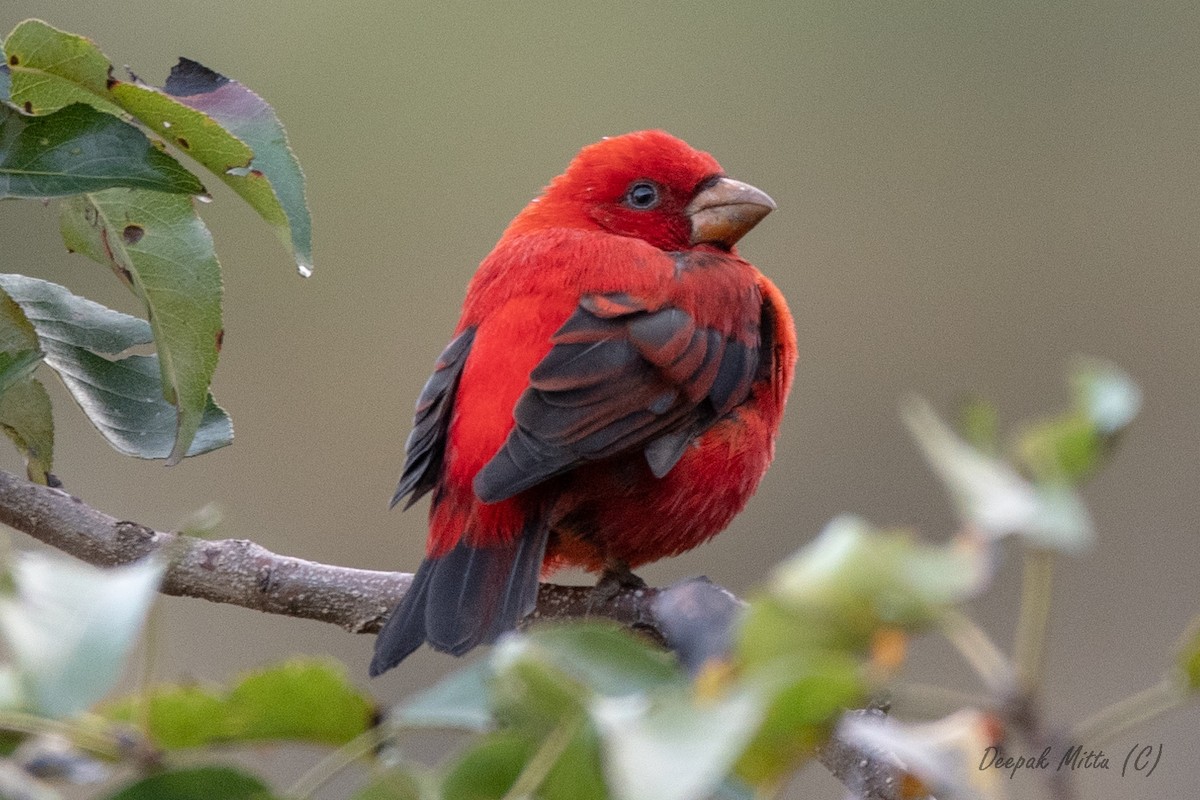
[46,473,63,489]
[215,328,225,352]
[106,76,118,90]
[250,169,264,178]
[176,137,190,150]
[7,55,18,66]
[121,224,145,245]
[22,101,32,114]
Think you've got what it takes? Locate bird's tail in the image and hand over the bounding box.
[369,520,549,676]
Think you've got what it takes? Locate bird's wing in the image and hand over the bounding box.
[391,327,476,510]
[473,290,761,503]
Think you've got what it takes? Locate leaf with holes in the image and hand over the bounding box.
[60,189,222,463]
[5,20,312,275]
[158,58,312,276]
[0,274,231,459]
[0,103,203,198]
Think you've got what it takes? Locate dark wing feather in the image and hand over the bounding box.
[391,328,476,510]
[473,292,760,503]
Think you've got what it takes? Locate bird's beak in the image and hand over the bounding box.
[686,177,776,248]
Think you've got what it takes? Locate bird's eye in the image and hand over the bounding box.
[625,181,660,210]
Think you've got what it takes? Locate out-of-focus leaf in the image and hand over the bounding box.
[592,689,761,800]
[904,398,1092,551]
[392,659,492,732]
[1176,615,1200,692]
[539,723,607,800]
[0,376,53,483]
[741,516,986,659]
[839,710,1004,800]
[490,644,589,736]
[503,623,682,696]
[1071,358,1140,434]
[735,653,866,783]
[958,395,1000,455]
[0,63,10,103]
[160,58,312,276]
[441,731,534,800]
[103,766,276,800]
[60,189,222,464]
[1017,359,1141,484]
[226,658,374,745]
[0,274,231,459]
[103,658,373,748]
[6,20,313,275]
[0,552,163,718]
[104,683,225,749]
[0,103,203,198]
[352,768,432,800]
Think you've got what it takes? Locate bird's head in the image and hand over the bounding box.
[509,130,775,252]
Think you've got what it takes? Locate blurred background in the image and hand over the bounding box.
[2,2,1198,797]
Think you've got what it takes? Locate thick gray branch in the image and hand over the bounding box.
[0,469,660,634]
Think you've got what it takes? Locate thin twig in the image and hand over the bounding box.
[1014,548,1055,694]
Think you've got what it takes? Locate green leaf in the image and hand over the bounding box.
[540,723,608,800]
[957,395,1000,455]
[1016,359,1141,485]
[0,287,42,395]
[442,731,534,800]
[592,689,761,800]
[735,653,866,783]
[0,376,54,483]
[0,103,203,198]
[3,20,122,115]
[392,659,493,732]
[104,658,373,748]
[104,767,276,800]
[1176,615,1200,692]
[352,768,432,800]
[60,188,222,463]
[904,397,1092,551]
[505,623,683,697]
[160,58,312,276]
[103,683,226,749]
[224,658,374,745]
[741,516,986,658]
[0,274,232,460]
[6,21,313,275]
[0,552,164,718]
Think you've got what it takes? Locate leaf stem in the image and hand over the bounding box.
[1070,677,1187,747]
[1014,547,1055,694]
[940,608,1012,693]
[0,710,127,760]
[285,725,383,800]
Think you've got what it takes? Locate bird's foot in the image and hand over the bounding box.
[588,560,646,612]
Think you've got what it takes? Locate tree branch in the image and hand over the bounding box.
[0,468,664,634]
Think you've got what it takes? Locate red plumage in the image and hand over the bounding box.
[371,130,797,675]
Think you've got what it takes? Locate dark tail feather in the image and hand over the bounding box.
[370,521,549,676]
[369,558,435,677]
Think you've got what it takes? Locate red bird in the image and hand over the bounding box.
[371,130,797,676]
